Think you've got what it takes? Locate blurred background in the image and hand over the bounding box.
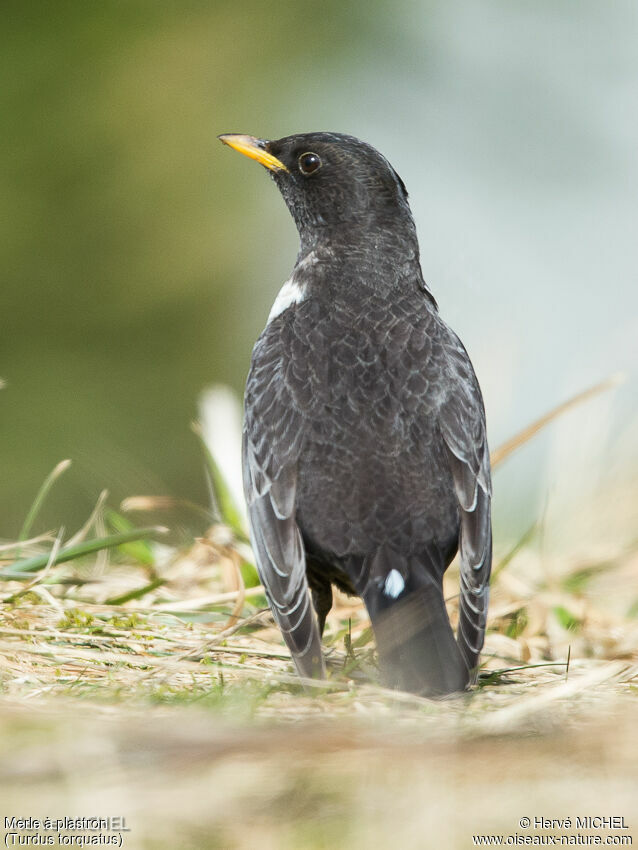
[1,0,637,554]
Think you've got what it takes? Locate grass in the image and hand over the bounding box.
[0,377,636,849]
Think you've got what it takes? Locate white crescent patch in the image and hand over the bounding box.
[266,251,319,324]
[267,278,306,323]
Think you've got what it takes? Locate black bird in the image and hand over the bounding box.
[219,132,492,696]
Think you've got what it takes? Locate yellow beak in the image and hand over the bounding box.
[218,134,288,172]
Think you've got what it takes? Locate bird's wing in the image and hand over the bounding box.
[242,345,325,681]
[439,333,492,680]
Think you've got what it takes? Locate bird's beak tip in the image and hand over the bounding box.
[218,133,288,172]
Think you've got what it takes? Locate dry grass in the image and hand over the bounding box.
[1,377,637,848]
[1,518,637,849]
[1,518,636,709]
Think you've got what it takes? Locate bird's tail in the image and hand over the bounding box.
[364,566,469,697]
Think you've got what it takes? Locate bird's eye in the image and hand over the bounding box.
[298,152,322,175]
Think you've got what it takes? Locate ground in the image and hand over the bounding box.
[1,517,636,849]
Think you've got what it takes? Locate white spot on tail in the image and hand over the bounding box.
[384,569,405,599]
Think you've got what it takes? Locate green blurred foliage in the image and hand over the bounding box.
[0,0,376,534]
[1,1,636,549]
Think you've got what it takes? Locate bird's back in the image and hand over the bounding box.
[245,273,474,578]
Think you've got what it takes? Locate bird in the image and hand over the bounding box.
[219,131,492,696]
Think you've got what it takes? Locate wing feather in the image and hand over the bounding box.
[440,336,492,680]
[243,430,325,679]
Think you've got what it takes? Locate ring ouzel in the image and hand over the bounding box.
[219,132,492,695]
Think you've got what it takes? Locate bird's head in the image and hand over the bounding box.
[219,132,415,251]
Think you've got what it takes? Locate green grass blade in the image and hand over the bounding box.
[106,578,165,605]
[1,526,167,577]
[553,605,582,632]
[0,574,98,587]
[192,421,247,538]
[17,459,72,547]
[106,509,156,567]
[240,560,260,588]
